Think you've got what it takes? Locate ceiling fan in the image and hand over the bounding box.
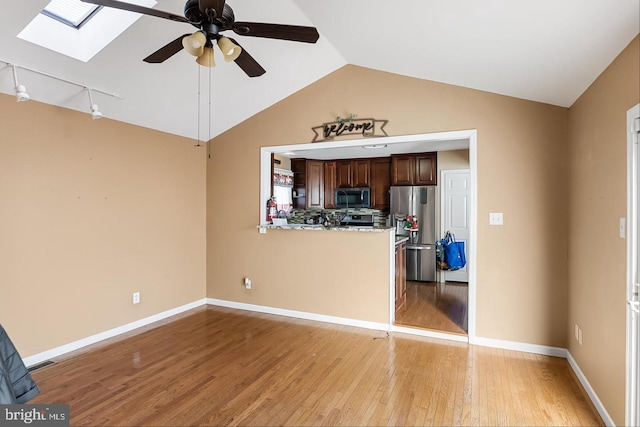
[80,0,320,77]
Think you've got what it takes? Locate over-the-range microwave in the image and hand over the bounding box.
[335,187,370,209]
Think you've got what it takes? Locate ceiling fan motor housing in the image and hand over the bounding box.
[184,0,235,32]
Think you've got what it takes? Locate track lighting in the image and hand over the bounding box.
[217,37,241,62]
[11,65,29,102]
[3,60,122,118]
[86,88,102,120]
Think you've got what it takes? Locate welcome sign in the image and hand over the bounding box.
[311,118,388,143]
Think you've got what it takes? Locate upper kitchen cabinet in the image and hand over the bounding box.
[336,159,370,188]
[336,160,352,188]
[391,152,438,186]
[291,158,306,209]
[292,159,326,209]
[305,160,324,209]
[370,157,391,210]
[352,159,370,187]
[324,161,337,209]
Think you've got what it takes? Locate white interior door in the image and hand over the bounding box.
[441,169,470,283]
[626,104,639,427]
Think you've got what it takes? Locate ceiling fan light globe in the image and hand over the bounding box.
[182,32,207,57]
[196,47,216,67]
[218,36,241,62]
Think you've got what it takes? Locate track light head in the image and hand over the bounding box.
[90,104,102,120]
[15,84,29,102]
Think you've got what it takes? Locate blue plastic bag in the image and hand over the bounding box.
[439,231,466,270]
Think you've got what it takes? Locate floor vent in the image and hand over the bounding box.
[27,360,55,372]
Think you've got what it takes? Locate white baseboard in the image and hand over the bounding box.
[566,351,615,427]
[22,297,614,427]
[23,299,207,368]
[206,298,389,332]
[471,335,568,358]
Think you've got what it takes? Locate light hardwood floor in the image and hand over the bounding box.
[396,281,468,334]
[30,306,602,426]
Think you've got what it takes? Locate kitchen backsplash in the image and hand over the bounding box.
[288,208,389,227]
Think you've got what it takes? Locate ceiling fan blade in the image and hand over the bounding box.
[232,22,319,43]
[80,0,188,23]
[143,34,191,63]
[228,38,265,77]
[199,0,225,16]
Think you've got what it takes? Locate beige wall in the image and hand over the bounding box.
[567,35,639,425]
[0,96,207,357]
[438,149,470,172]
[207,65,569,346]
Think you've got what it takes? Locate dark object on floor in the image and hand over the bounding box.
[0,324,40,404]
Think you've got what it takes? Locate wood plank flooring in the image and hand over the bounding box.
[395,281,468,334]
[30,306,602,426]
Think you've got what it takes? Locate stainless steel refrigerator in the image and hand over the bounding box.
[390,186,436,281]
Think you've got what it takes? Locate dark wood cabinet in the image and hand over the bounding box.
[395,242,406,311]
[305,160,324,209]
[291,158,306,209]
[352,159,370,187]
[391,155,415,185]
[370,157,391,210]
[324,161,336,209]
[391,152,437,186]
[336,160,353,188]
[414,153,437,185]
[337,159,370,188]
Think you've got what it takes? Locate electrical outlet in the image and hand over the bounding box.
[133,292,140,304]
[489,212,504,225]
[574,324,579,341]
[578,327,583,346]
[244,277,252,289]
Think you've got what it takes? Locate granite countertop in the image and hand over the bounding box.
[258,224,393,233]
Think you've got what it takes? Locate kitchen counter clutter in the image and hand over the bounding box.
[258,223,393,232]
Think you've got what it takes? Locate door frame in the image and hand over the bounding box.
[388,131,477,343]
[626,103,640,426]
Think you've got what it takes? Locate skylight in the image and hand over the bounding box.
[18,0,157,62]
[42,0,101,29]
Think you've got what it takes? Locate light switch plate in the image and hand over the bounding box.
[489,212,503,225]
[620,217,626,238]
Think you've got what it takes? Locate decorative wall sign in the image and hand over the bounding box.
[311,118,388,143]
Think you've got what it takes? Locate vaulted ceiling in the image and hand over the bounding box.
[1,0,638,140]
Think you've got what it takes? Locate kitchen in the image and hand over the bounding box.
[260,132,472,337]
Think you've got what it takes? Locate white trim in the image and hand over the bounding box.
[20,295,613,424]
[206,298,390,332]
[390,325,469,343]
[468,133,478,341]
[567,351,616,427]
[22,298,207,367]
[626,103,640,426]
[471,336,567,358]
[389,232,397,324]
